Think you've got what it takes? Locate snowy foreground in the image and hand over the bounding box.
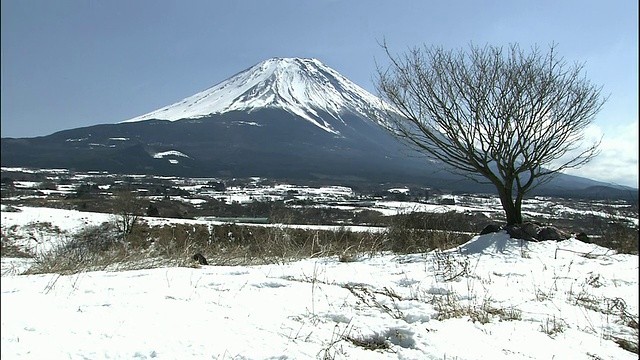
[1,209,639,359]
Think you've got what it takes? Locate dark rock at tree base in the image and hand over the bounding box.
[480,224,502,235]
[537,226,569,241]
[521,223,540,239]
[504,222,540,241]
[505,226,535,241]
[503,222,571,241]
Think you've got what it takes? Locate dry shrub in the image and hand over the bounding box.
[389,211,488,232]
[595,222,638,255]
[21,211,474,273]
[385,227,469,254]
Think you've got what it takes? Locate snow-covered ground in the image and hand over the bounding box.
[1,206,638,359]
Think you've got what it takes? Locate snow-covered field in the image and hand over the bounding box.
[1,205,638,359]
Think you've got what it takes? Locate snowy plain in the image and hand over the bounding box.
[1,204,638,359]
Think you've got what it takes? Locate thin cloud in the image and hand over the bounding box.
[562,122,639,187]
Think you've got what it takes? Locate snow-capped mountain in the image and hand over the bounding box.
[122,58,387,135]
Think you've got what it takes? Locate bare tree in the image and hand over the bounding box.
[375,43,606,225]
[111,189,142,241]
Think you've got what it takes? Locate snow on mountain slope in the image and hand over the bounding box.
[121,58,387,135]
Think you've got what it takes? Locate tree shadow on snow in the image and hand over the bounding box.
[459,232,522,255]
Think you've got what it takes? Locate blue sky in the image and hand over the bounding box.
[1,1,637,187]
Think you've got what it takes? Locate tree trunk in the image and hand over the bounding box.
[514,191,525,224]
[497,188,523,225]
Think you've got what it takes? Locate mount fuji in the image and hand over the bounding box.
[0,58,632,196]
[122,57,389,136]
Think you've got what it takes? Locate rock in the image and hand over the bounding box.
[504,222,540,241]
[192,253,208,265]
[520,222,540,239]
[480,224,502,235]
[505,226,534,241]
[537,226,569,241]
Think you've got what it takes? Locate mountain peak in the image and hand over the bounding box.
[121,57,385,134]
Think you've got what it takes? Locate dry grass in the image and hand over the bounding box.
[18,218,469,274]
